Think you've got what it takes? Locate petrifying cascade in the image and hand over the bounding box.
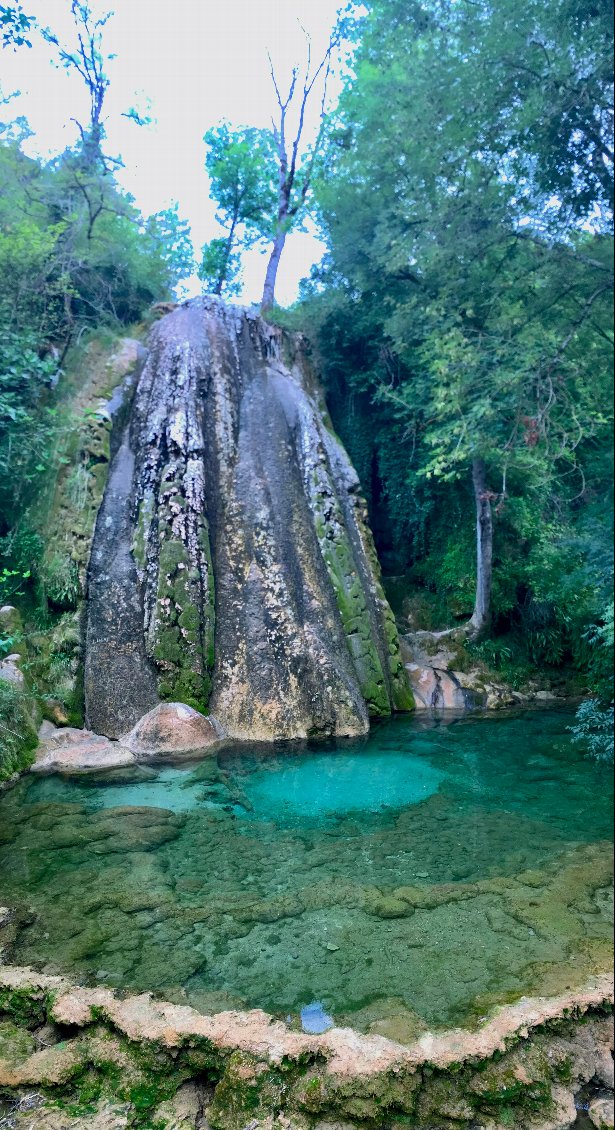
[85,298,414,741]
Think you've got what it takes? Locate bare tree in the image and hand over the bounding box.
[262,27,339,312]
[44,1,111,170]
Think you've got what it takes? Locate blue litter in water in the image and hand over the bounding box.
[300,1001,334,1034]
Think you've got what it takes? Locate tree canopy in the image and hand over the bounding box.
[199,124,276,297]
[297,0,613,675]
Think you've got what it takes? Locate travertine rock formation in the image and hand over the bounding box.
[0,965,612,1130]
[85,298,413,740]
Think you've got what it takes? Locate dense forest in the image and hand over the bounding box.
[0,0,613,774]
[299,0,614,737]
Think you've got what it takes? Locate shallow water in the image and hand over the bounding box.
[0,708,612,1038]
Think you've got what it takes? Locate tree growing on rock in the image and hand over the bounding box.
[199,124,276,297]
[261,28,339,312]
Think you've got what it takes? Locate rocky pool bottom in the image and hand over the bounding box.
[0,708,613,1128]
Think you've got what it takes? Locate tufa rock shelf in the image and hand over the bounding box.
[0,965,612,1129]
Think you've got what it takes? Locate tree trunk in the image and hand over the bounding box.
[467,457,493,639]
[261,228,287,312]
[215,213,238,296]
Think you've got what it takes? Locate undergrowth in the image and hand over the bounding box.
[0,680,38,780]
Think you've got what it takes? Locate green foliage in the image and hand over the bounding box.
[199,237,241,298]
[585,601,615,701]
[295,0,613,692]
[0,680,37,780]
[0,2,33,48]
[0,113,193,661]
[569,700,614,763]
[143,203,194,293]
[200,123,276,295]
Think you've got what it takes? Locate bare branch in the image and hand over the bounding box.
[262,20,340,309]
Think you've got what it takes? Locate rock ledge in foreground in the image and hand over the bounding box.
[0,966,612,1130]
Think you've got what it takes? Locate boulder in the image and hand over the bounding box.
[589,1097,615,1129]
[32,727,135,775]
[0,657,24,687]
[0,605,23,639]
[151,1082,206,1129]
[121,702,225,758]
[404,662,468,710]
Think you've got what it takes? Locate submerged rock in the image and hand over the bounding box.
[121,702,224,757]
[85,297,413,741]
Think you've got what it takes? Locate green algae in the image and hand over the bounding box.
[0,709,612,1038]
[315,502,390,716]
[145,465,216,714]
[0,976,611,1130]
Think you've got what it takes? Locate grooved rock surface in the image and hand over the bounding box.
[85,298,413,741]
[404,661,468,709]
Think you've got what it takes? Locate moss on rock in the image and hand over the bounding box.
[144,464,215,714]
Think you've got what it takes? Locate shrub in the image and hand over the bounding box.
[569,700,614,764]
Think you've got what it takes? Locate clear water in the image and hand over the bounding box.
[0,708,612,1039]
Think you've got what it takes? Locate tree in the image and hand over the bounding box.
[199,124,275,297]
[43,1,112,172]
[307,0,613,642]
[261,28,339,311]
[0,125,193,610]
[145,203,194,293]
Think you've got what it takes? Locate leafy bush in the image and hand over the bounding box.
[569,700,614,763]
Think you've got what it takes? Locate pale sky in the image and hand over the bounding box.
[1,0,345,304]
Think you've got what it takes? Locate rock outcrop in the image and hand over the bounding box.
[0,965,612,1130]
[85,299,413,741]
[400,635,478,711]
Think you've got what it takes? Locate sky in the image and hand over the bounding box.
[1,0,345,305]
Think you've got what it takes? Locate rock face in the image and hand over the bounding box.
[399,636,478,711]
[404,661,469,710]
[85,299,413,741]
[121,702,224,757]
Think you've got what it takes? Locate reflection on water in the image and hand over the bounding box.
[0,708,612,1037]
